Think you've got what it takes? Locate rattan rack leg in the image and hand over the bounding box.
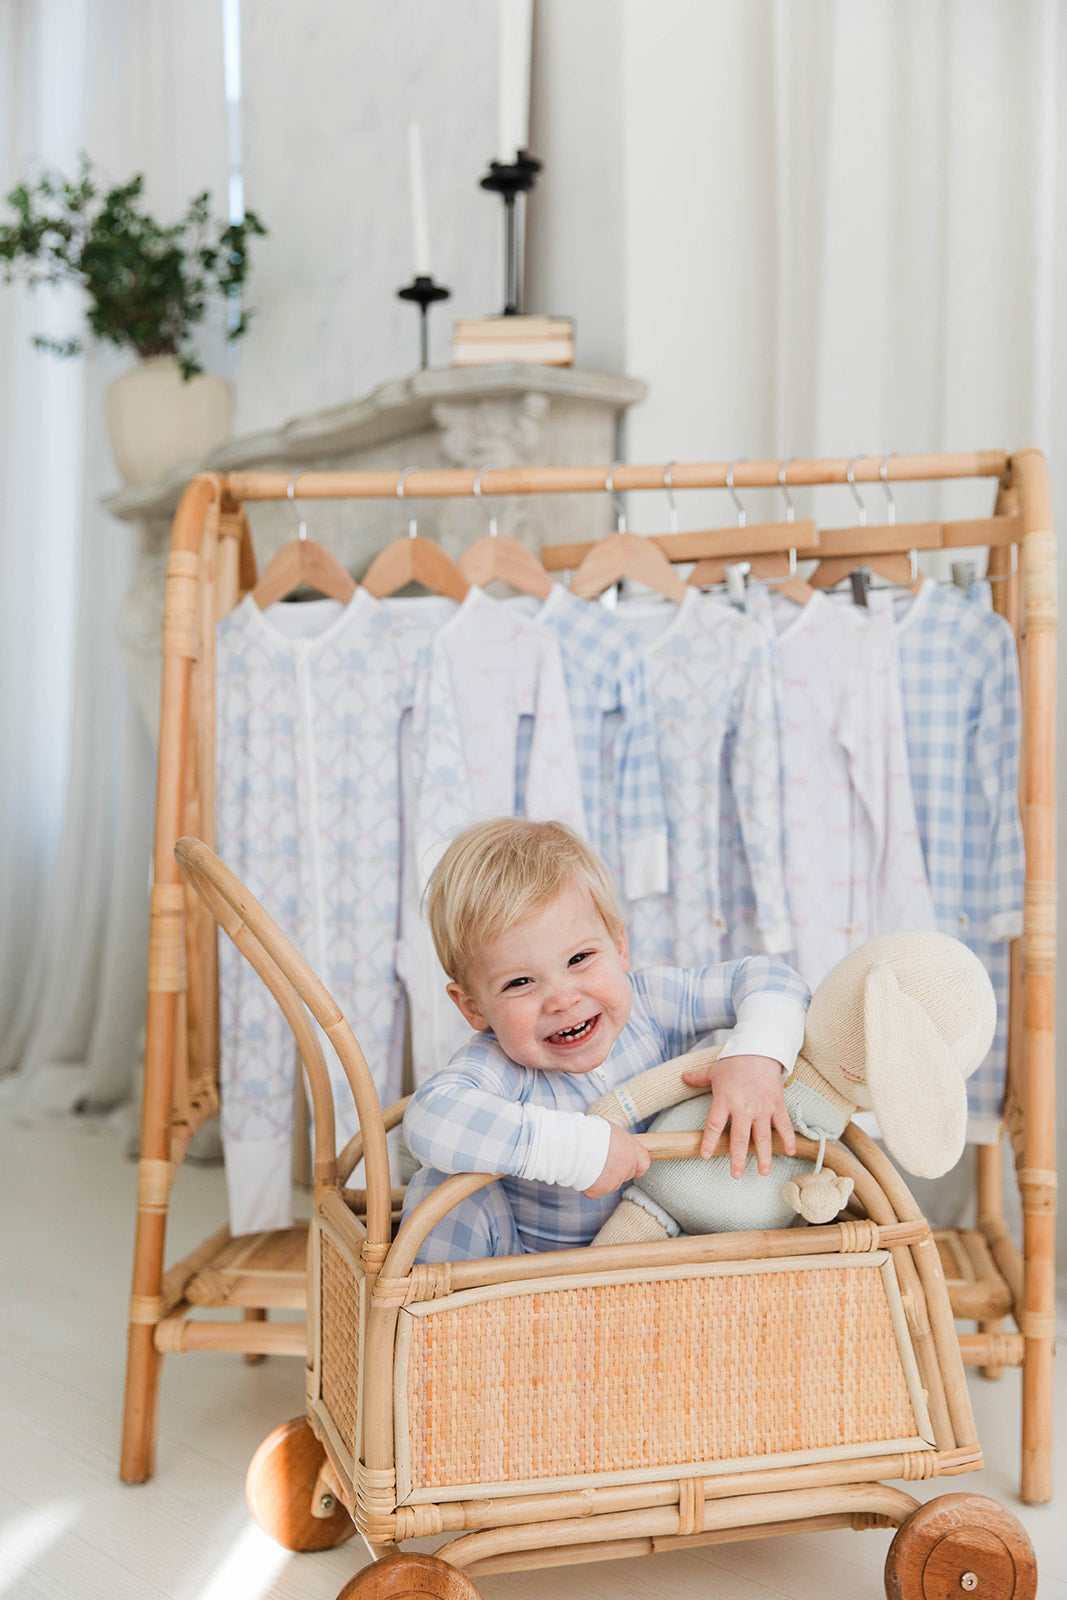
[119,475,218,1485]
[119,1320,163,1483]
[1014,449,1057,1505]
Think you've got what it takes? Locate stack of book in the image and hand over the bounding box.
[451,315,575,367]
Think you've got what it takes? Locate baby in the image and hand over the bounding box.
[401,817,808,1263]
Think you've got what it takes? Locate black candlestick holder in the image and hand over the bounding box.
[396,274,451,369]
[480,151,542,315]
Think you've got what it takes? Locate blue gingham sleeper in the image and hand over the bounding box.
[887,580,1024,1138]
[613,591,791,968]
[401,957,810,1262]
[510,586,670,898]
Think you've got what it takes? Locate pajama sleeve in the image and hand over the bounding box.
[725,644,792,954]
[524,633,591,838]
[402,1044,610,1187]
[843,615,937,938]
[614,651,670,900]
[872,627,938,936]
[631,958,810,1073]
[972,619,1025,940]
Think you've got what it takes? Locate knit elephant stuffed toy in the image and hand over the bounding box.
[588,930,997,1246]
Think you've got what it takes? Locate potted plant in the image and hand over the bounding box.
[0,158,266,484]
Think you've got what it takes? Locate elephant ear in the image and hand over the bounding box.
[863,963,967,1179]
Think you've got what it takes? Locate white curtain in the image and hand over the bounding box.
[608,0,1062,523]
[0,0,225,1116]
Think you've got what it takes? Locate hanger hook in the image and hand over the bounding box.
[396,466,418,539]
[726,459,747,528]
[286,469,308,542]
[663,459,679,535]
[605,460,627,534]
[880,453,897,526]
[473,463,500,538]
[778,457,796,525]
[846,456,868,528]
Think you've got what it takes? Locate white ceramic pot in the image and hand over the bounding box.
[107,355,233,486]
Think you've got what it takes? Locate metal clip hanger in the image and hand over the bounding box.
[810,454,926,600]
[687,460,808,601]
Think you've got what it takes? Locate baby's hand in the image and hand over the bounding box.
[681,1054,797,1177]
[582,1122,651,1199]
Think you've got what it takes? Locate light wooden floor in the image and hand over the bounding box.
[1,1107,1064,1600]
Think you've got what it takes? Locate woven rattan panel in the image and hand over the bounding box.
[402,1262,920,1494]
[320,1234,362,1459]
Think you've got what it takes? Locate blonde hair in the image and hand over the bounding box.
[426,818,623,989]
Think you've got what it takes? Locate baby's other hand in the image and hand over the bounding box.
[681,1054,797,1177]
[582,1122,651,1199]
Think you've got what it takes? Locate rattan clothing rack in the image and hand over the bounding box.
[118,448,1056,1508]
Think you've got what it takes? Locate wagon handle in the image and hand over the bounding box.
[383,1129,884,1283]
[174,837,394,1252]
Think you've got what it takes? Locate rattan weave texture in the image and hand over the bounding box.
[404,1265,920,1492]
[320,1234,362,1459]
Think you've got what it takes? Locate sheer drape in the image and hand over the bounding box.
[0,0,225,1115]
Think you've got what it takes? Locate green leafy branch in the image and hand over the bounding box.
[0,158,267,379]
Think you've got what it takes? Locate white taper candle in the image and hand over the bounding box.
[407,120,431,277]
[497,0,533,161]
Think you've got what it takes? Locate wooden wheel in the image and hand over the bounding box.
[336,1552,483,1599]
[884,1493,1037,1600]
[245,1416,356,1551]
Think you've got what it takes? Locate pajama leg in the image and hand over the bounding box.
[402,1165,525,1264]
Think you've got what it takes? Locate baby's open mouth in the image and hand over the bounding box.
[547,1015,599,1045]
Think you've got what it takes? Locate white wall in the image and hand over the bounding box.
[234,0,501,434]
[525,0,626,376]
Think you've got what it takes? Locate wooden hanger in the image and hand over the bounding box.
[569,461,688,603]
[687,460,815,603]
[456,465,555,599]
[252,471,357,609]
[360,469,470,602]
[809,456,927,599]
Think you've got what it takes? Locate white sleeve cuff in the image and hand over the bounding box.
[716,991,807,1076]
[986,910,1023,941]
[622,831,670,900]
[519,1105,612,1189]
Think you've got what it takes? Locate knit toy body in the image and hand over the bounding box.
[624,1078,849,1236]
[589,930,998,1248]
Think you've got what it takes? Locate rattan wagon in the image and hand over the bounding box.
[175,835,1037,1600]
